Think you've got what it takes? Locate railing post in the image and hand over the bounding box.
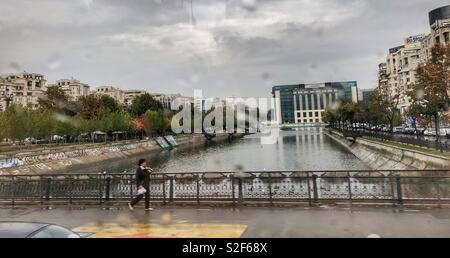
[68,176,73,206]
[196,174,200,205]
[238,178,243,204]
[434,177,442,206]
[129,174,134,201]
[169,176,174,203]
[105,177,111,202]
[45,178,51,203]
[347,173,353,204]
[162,174,166,205]
[39,176,44,206]
[268,174,273,205]
[11,176,15,207]
[312,174,319,203]
[306,172,312,207]
[231,175,236,206]
[396,175,403,205]
[98,176,103,205]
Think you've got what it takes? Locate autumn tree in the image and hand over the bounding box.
[376,84,400,132]
[407,44,450,140]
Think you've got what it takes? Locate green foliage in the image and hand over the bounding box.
[0,90,170,143]
[143,110,170,135]
[77,95,101,120]
[100,95,122,113]
[130,94,163,117]
[38,86,78,116]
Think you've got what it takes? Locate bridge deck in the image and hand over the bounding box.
[1,206,449,238]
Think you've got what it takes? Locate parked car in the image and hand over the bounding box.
[439,128,450,137]
[404,127,420,134]
[0,222,81,238]
[415,127,426,135]
[424,128,437,136]
[393,127,405,134]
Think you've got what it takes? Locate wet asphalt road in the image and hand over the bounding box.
[1,205,449,238]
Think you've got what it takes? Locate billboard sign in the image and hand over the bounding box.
[389,45,404,54]
[404,34,425,46]
[305,83,325,89]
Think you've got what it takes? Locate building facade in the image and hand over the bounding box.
[379,5,450,116]
[422,5,450,59]
[95,86,147,108]
[152,93,194,110]
[359,88,375,103]
[272,81,358,125]
[48,79,90,101]
[0,73,46,111]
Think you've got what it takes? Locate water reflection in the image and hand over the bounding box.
[105,127,368,173]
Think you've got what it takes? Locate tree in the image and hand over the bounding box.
[143,110,170,136]
[406,103,426,132]
[38,86,78,116]
[322,107,337,128]
[38,86,68,110]
[130,94,163,117]
[407,44,450,142]
[31,110,57,140]
[100,95,122,113]
[100,112,133,136]
[372,86,400,132]
[0,111,7,141]
[77,95,101,120]
[3,105,33,142]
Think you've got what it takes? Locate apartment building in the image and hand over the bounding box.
[379,5,450,116]
[152,93,194,110]
[95,86,147,108]
[0,72,46,111]
[48,79,90,101]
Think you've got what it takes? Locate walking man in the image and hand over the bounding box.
[128,159,153,211]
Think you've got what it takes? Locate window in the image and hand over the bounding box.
[315,112,319,117]
[30,225,80,238]
[303,112,307,117]
[309,112,313,117]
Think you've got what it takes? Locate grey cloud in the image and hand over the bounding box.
[0,0,449,98]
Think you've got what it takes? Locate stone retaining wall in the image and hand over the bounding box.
[0,134,243,176]
[326,131,450,170]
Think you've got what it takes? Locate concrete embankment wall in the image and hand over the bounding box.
[325,131,450,170]
[0,134,243,176]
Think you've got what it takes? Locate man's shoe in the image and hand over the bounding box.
[128,203,134,211]
[145,208,153,211]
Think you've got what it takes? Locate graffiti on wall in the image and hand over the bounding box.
[0,142,148,169]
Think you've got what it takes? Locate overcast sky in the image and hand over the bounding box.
[0,0,448,98]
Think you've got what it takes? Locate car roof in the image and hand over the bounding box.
[0,222,49,238]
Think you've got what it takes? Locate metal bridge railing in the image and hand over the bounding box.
[0,170,449,206]
[342,130,450,152]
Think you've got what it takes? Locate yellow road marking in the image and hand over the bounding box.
[73,223,247,238]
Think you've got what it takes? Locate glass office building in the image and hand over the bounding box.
[272,81,358,125]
